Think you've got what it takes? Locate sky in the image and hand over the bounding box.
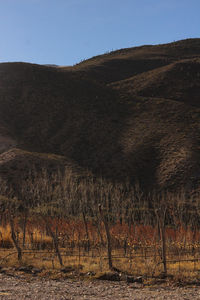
[0,0,200,66]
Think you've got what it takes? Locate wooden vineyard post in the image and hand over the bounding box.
[9,214,22,262]
[98,204,113,270]
[155,207,167,276]
[45,219,63,267]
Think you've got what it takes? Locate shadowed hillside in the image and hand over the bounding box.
[1,38,200,198]
[111,58,200,106]
[0,62,129,183]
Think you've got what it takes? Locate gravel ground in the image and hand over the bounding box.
[0,273,200,299]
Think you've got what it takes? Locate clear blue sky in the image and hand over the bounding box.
[0,0,199,66]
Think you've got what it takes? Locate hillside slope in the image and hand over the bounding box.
[1,38,200,197]
[111,58,200,107]
[62,38,200,84]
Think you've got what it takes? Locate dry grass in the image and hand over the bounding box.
[27,228,53,250]
[1,247,200,282]
[0,225,13,249]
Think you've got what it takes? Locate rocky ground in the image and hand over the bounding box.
[0,273,200,299]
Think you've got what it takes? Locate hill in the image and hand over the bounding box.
[1,38,200,199]
[111,58,200,107]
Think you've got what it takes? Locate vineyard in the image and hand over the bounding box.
[1,208,200,280]
[1,170,200,280]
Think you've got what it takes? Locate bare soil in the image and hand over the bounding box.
[0,273,200,299]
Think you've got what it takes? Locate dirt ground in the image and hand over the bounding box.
[0,273,200,299]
